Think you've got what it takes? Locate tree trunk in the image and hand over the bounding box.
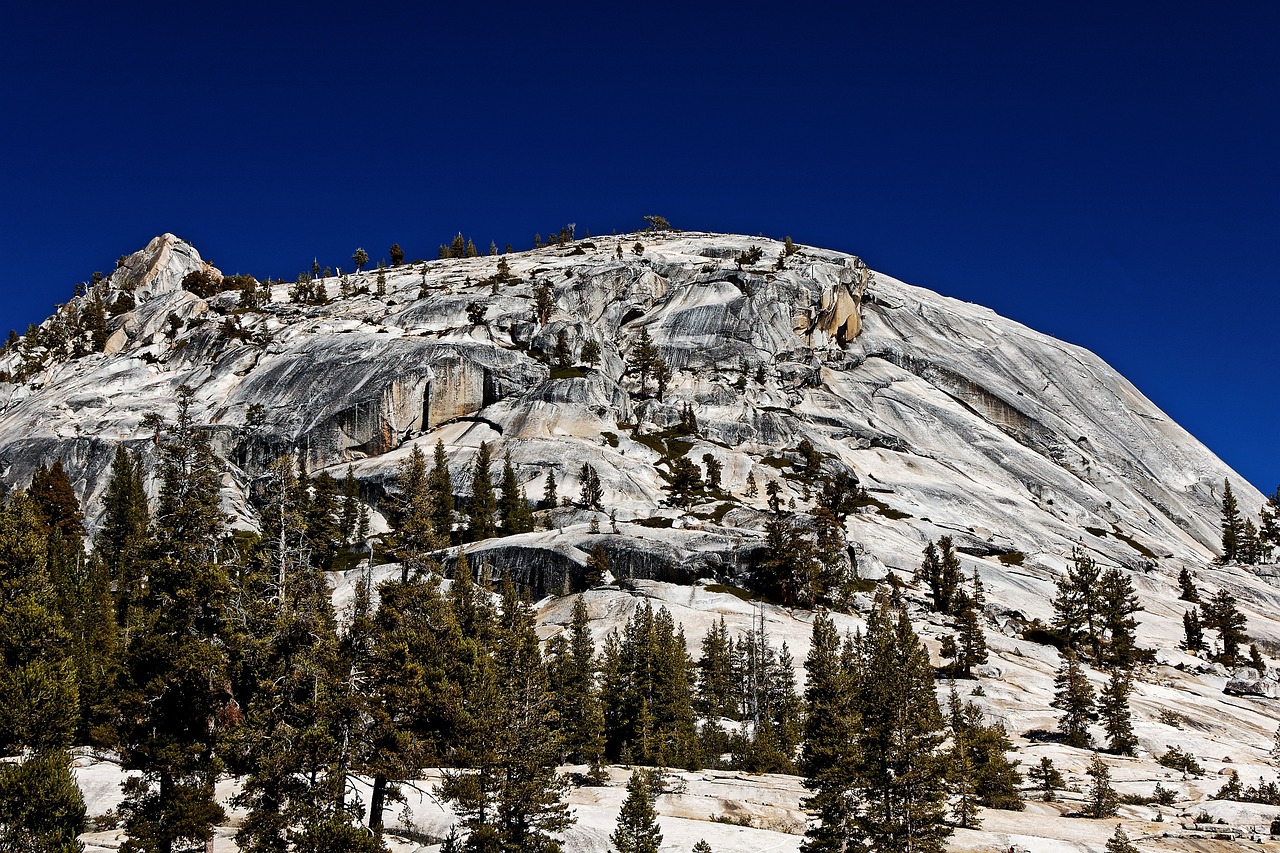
[369,773,388,836]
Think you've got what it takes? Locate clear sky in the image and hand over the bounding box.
[2,2,1276,493]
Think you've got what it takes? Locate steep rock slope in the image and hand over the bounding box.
[11,231,1280,851]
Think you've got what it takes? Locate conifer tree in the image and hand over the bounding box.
[599,603,700,768]
[1221,479,1243,562]
[1182,608,1207,653]
[1028,756,1064,801]
[98,445,151,637]
[1203,587,1248,665]
[396,445,435,564]
[1178,566,1199,602]
[579,463,603,510]
[0,492,79,755]
[340,465,361,544]
[498,455,534,535]
[118,389,232,853]
[1052,651,1095,749]
[1106,825,1139,853]
[1084,753,1119,818]
[954,588,988,678]
[0,750,86,851]
[1099,669,1137,755]
[850,596,950,853]
[629,328,657,394]
[1098,567,1142,669]
[799,613,859,853]
[585,545,610,587]
[1053,548,1102,657]
[542,469,558,510]
[441,578,572,850]
[613,770,663,853]
[428,439,455,544]
[547,596,606,768]
[946,689,1024,811]
[697,616,738,720]
[467,442,497,541]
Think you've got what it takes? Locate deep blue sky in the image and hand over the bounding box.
[2,2,1277,493]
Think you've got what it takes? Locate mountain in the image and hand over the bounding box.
[6,230,1280,851]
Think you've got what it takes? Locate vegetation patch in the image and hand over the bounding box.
[548,365,587,380]
[601,431,620,448]
[634,516,674,529]
[1111,528,1157,559]
[997,550,1026,566]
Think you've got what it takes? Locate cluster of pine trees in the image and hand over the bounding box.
[1220,479,1280,565]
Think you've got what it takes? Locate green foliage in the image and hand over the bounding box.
[498,455,534,536]
[580,338,601,367]
[1106,825,1138,853]
[1084,753,1119,818]
[579,463,603,510]
[1158,745,1204,776]
[628,327,658,394]
[1182,607,1207,653]
[466,442,497,542]
[0,492,79,755]
[1028,756,1064,801]
[429,440,455,545]
[389,243,404,266]
[1052,651,1095,749]
[352,248,369,271]
[1202,587,1248,665]
[735,246,764,268]
[612,769,662,853]
[0,751,86,852]
[1221,478,1242,562]
[599,602,700,769]
[547,596,605,766]
[1099,669,1137,755]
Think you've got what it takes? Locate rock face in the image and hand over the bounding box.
[0,231,1268,599]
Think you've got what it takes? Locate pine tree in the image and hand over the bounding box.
[553,329,571,366]
[352,248,368,271]
[533,281,553,326]
[667,456,703,508]
[498,455,534,535]
[1084,753,1119,818]
[1098,567,1142,669]
[653,356,673,401]
[341,465,361,544]
[440,578,573,850]
[851,596,951,853]
[1202,588,1248,665]
[467,442,497,541]
[1178,566,1199,602]
[1106,825,1139,853]
[389,243,405,266]
[428,440,455,545]
[97,445,150,638]
[1099,669,1137,755]
[396,445,436,563]
[0,750,86,851]
[946,689,1024,811]
[745,470,758,498]
[629,327,657,394]
[584,545,610,587]
[118,390,232,853]
[580,338,601,367]
[799,614,859,853]
[1182,608,1207,653]
[0,492,79,755]
[542,469,558,510]
[701,453,723,492]
[1053,548,1102,658]
[1052,650,1095,749]
[547,596,605,767]
[579,463,603,510]
[692,841,712,853]
[954,589,988,678]
[612,769,662,853]
[1221,479,1243,562]
[697,616,738,720]
[1028,756,1064,801]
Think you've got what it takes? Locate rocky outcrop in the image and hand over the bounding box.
[0,231,1262,592]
